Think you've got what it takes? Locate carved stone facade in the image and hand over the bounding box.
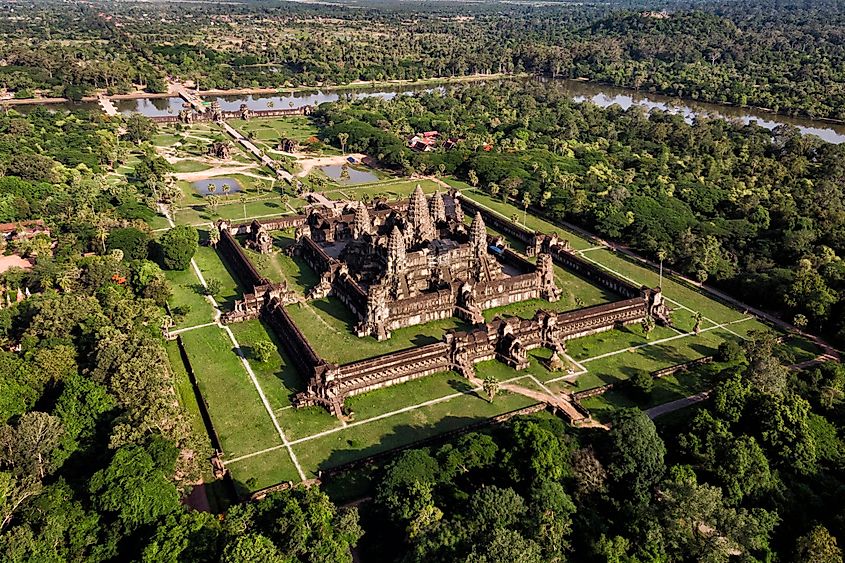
[244,220,274,254]
[207,141,232,160]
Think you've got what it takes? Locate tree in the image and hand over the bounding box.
[252,340,275,363]
[572,447,607,498]
[156,226,198,270]
[239,192,248,218]
[221,534,287,563]
[482,376,500,402]
[629,370,654,399]
[337,132,349,154]
[0,412,65,480]
[522,192,531,225]
[659,468,777,562]
[203,278,222,297]
[693,311,703,335]
[124,114,157,144]
[607,409,666,502]
[466,527,543,563]
[794,526,843,563]
[641,315,655,339]
[89,444,180,530]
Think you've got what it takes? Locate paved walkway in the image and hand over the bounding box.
[221,122,293,182]
[175,85,206,113]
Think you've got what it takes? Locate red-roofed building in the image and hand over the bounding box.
[0,220,50,242]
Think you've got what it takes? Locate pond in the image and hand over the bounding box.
[193,177,243,196]
[318,164,380,184]
[115,97,188,117]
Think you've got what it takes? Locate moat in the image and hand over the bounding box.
[9,78,845,143]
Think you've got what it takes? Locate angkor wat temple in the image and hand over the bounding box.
[293,186,561,340]
[214,188,671,419]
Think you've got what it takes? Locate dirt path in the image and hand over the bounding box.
[294,153,367,177]
[173,165,262,182]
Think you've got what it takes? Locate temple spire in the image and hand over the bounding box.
[470,211,487,255]
[352,204,371,239]
[407,184,435,244]
[429,191,446,224]
[387,225,406,273]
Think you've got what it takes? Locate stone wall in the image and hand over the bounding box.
[217,228,269,289]
[265,298,328,381]
[148,106,310,124]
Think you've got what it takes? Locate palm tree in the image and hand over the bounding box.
[693,311,703,335]
[657,249,667,288]
[221,183,231,201]
[209,229,220,248]
[96,224,108,255]
[239,192,248,219]
[337,132,349,154]
[207,183,217,197]
[521,192,532,225]
[482,376,500,403]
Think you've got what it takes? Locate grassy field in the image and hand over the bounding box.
[179,326,282,460]
[580,362,721,423]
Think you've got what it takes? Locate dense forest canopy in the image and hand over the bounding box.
[1,0,844,118]
[356,338,845,562]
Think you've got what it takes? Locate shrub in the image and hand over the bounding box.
[202,278,223,297]
[252,340,275,363]
[717,340,744,363]
[629,370,654,399]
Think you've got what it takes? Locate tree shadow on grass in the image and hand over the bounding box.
[316,416,495,475]
[689,342,719,356]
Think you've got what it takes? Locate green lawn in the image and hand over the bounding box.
[243,230,318,293]
[166,340,214,478]
[230,116,319,143]
[227,319,304,410]
[288,377,541,477]
[193,242,243,309]
[179,326,281,459]
[171,160,213,173]
[164,266,215,328]
[285,297,469,364]
[459,189,595,250]
[580,361,724,423]
[323,179,441,202]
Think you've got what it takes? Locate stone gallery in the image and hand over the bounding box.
[214,187,671,419]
